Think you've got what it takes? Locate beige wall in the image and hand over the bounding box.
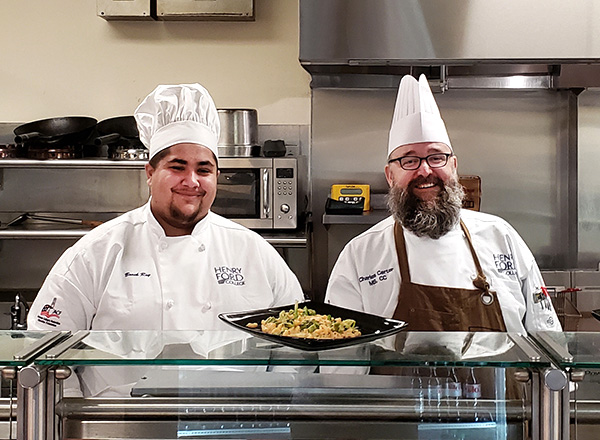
[0,0,311,124]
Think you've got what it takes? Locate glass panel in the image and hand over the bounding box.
[55,364,529,439]
[37,331,551,368]
[213,169,260,218]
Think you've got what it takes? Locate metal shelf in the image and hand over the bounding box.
[0,159,146,169]
[0,226,307,247]
[0,228,90,240]
[323,210,389,226]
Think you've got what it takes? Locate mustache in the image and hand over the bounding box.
[172,187,206,196]
[407,175,442,191]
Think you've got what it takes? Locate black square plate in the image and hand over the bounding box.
[218,301,407,351]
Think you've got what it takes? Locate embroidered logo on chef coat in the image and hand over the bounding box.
[358,267,394,286]
[533,286,553,311]
[36,297,62,327]
[493,253,517,276]
[214,266,245,286]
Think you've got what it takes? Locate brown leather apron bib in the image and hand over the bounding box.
[392,220,507,332]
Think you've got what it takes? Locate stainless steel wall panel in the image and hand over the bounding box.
[578,89,600,269]
[439,90,568,268]
[0,168,149,218]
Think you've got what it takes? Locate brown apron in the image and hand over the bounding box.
[384,221,522,400]
[392,220,507,332]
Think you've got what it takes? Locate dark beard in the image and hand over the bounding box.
[387,176,465,239]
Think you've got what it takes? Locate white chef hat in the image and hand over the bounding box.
[387,74,452,158]
[134,83,220,160]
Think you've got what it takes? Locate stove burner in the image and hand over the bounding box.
[0,144,19,159]
[111,147,149,160]
[27,147,80,160]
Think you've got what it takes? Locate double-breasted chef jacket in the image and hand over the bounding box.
[28,201,305,332]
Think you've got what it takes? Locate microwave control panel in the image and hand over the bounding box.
[274,158,297,229]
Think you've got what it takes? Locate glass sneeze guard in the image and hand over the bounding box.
[33,330,553,368]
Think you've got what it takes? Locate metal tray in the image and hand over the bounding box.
[219,301,407,351]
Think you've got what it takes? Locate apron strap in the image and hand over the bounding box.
[460,219,491,293]
[393,222,411,282]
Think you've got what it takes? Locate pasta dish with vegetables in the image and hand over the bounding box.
[246,303,361,339]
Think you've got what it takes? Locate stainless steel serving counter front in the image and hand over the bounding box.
[0,329,581,440]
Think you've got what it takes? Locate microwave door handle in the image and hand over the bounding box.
[262,168,271,218]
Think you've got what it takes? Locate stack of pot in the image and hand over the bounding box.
[217,109,260,157]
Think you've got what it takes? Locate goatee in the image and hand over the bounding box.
[387,176,465,239]
[169,203,202,228]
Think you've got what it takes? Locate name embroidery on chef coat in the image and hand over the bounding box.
[493,253,517,276]
[358,267,394,286]
[124,272,151,278]
[214,266,245,286]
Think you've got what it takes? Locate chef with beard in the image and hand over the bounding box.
[325,74,561,334]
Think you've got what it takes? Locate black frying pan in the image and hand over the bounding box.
[94,116,140,146]
[14,116,97,145]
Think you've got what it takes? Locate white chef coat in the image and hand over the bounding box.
[28,201,304,332]
[27,202,304,397]
[325,209,561,334]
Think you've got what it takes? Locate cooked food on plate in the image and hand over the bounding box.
[246,302,361,339]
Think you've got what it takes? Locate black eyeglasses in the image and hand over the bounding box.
[388,153,452,171]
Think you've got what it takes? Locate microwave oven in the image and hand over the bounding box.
[212,157,298,229]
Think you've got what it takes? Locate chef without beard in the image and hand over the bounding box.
[387,174,465,240]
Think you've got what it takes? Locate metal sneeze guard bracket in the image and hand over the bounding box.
[43,330,90,359]
[508,332,542,361]
[531,332,574,363]
[12,331,71,361]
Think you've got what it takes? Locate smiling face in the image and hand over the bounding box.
[384,142,457,198]
[145,143,219,236]
[385,142,464,239]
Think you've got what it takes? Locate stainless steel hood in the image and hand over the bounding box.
[299,0,600,89]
